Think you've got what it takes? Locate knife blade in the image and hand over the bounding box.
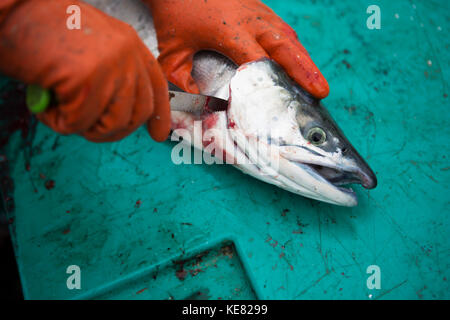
[168,90,228,114]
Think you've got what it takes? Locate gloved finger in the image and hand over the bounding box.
[82,72,137,142]
[218,34,269,66]
[37,81,111,135]
[140,45,171,142]
[36,58,119,135]
[157,46,199,94]
[84,56,155,142]
[257,29,329,99]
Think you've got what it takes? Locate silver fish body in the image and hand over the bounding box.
[86,0,377,206]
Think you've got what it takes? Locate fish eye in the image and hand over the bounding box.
[307,127,327,145]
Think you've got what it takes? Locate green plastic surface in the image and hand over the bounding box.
[1,0,449,299]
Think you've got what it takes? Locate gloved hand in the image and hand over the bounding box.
[0,0,171,142]
[145,0,329,99]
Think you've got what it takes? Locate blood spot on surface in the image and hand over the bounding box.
[202,113,219,130]
[62,228,70,235]
[45,180,55,190]
[220,245,234,259]
[228,120,236,129]
[135,200,142,208]
[189,268,203,276]
[136,288,148,295]
[176,269,188,281]
[342,60,351,69]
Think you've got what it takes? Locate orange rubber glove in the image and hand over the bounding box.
[0,0,171,142]
[145,0,329,99]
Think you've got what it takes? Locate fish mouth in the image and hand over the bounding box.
[229,135,377,206]
[308,163,377,189]
[292,158,377,199]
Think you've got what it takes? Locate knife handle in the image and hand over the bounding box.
[25,84,52,113]
[24,83,180,114]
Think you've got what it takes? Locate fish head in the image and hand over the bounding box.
[228,58,377,206]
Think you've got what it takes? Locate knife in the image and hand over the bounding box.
[167,82,228,114]
[25,83,228,114]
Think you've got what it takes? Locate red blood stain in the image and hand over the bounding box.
[136,288,148,295]
[176,269,188,281]
[189,268,203,277]
[45,180,55,190]
[171,120,188,130]
[202,113,219,130]
[62,228,70,235]
[135,200,142,208]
